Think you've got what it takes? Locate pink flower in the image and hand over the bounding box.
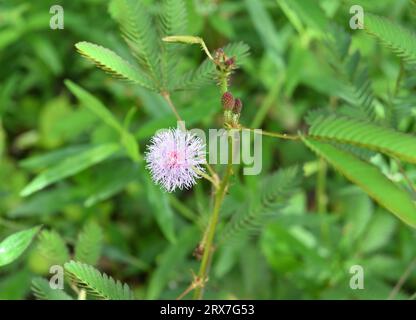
[145,128,206,192]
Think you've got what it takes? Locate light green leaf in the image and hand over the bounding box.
[21,143,120,197]
[365,13,416,64]
[309,115,416,164]
[64,261,134,300]
[75,41,155,90]
[109,0,161,81]
[0,226,41,267]
[302,137,416,228]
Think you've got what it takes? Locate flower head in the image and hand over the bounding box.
[145,128,206,192]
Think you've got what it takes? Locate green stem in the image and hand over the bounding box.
[241,127,299,140]
[193,136,233,300]
[161,91,183,124]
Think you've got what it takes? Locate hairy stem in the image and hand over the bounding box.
[193,136,233,299]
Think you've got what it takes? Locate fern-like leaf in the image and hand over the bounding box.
[160,0,187,37]
[65,261,134,300]
[32,277,73,300]
[75,41,155,90]
[37,230,69,266]
[221,166,301,243]
[365,13,416,65]
[109,0,161,84]
[309,115,416,164]
[325,25,376,120]
[75,222,103,266]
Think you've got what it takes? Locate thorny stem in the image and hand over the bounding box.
[193,136,233,300]
[190,56,232,300]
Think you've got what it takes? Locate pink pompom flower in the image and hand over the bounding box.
[145,128,206,192]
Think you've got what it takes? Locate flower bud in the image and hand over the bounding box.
[225,56,236,68]
[221,92,235,110]
[233,98,243,114]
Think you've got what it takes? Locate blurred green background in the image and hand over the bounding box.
[1,0,416,299]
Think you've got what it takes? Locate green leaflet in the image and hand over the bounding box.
[308,115,416,164]
[32,277,73,300]
[75,41,155,90]
[64,261,134,300]
[365,13,416,64]
[0,226,41,267]
[75,222,103,266]
[302,137,416,228]
[20,143,120,197]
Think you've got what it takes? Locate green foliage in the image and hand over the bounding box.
[31,277,73,300]
[2,0,416,301]
[309,115,416,164]
[365,13,416,65]
[325,26,376,120]
[109,0,161,83]
[65,80,140,162]
[173,41,250,90]
[65,261,134,300]
[20,143,120,197]
[0,226,41,267]
[75,222,103,266]
[37,230,69,266]
[144,174,176,243]
[302,137,416,228]
[75,41,155,90]
[222,166,301,243]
